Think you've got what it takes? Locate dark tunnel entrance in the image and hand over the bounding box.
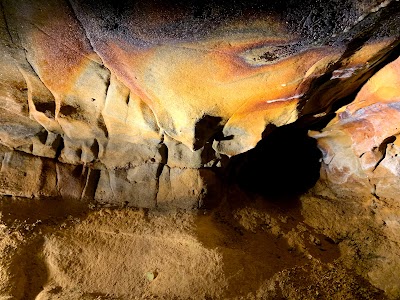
[226,123,322,200]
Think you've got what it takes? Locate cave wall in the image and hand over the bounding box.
[0,0,399,209]
[311,56,400,202]
[1,0,400,299]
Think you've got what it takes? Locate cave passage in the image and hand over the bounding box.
[227,123,322,200]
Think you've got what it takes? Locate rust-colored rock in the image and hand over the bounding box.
[1,0,398,207]
[311,56,400,201]
[1,1,400,298]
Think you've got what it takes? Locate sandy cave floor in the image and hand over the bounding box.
[0,187,389,300]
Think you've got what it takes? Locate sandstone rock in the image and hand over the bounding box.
[0,145,53,198]
[0,0,398,208]
[0,144,101,199]
[309,56,400,298]
[310,56,400,202]
[157,167,208,209]
[2,1,400,299]
[95,164,159,208]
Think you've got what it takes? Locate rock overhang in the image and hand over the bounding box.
[0,0,399,206]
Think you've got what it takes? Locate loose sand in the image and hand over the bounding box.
[0,186,392,299]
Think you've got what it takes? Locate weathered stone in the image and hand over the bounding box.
[311,56,400,202]
[157,167,206,209]
[308,56,400,298]
[0,0,398,208]
[0,1,400,299]
[95,164,159,208]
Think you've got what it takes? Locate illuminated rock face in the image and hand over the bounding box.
[0,0,399,207]
[308,57,400,298]
[2,1,400,299]
[311,57,400,201]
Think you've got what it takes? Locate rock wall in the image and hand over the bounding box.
[311,56,400,202]
[307,56,400,298]
[1,1,400,299]
[1,0,399,208]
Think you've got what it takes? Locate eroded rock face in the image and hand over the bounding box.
[0,0,399,207]
[308,56,400,298]
[311,56,400,201]
[1,1,400,299]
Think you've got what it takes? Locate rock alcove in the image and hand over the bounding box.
[226,123,322,200]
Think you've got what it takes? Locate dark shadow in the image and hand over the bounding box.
[37,130,49,145]
[194,115,222,151]
[76,0,371,45]
[34,102,56,118]
[195,184,344,298]
[22,237,49,300]
[90,139,100,159]
[59,105,78,117]
[226,122,321,201]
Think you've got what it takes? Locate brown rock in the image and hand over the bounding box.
[1,0,398,207]
[0,10,400,300]
[311,57,400,202]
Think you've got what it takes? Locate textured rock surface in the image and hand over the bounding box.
[0,192,389,299]
[309,56,400,298]
[1,0,400,299]
[311,56,400,201]
[0,0,399,207]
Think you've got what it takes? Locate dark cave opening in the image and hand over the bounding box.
[226,123,322,200]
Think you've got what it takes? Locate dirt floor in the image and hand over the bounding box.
[0,185,394,299]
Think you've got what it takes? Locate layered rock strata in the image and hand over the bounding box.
[1,0,400,299]
[0,0,399,208]
[311,56,400,201]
